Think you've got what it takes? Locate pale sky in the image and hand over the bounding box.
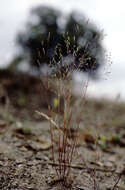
[0,0,125,63]
[0,0,125,99]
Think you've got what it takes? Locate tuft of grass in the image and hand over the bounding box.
[36,77,85,187]
[36,31,123,189]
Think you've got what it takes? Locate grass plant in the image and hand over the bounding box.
[36,76,88,188]
[36,31,124,189]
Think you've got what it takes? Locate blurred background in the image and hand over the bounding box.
[0,0,125,101]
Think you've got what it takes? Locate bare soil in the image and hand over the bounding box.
[0,73,125,190]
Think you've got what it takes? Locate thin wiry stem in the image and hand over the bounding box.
[50,123,59,178]
[112,172,122,190]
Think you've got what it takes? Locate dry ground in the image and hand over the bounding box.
[0,74,125,190]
